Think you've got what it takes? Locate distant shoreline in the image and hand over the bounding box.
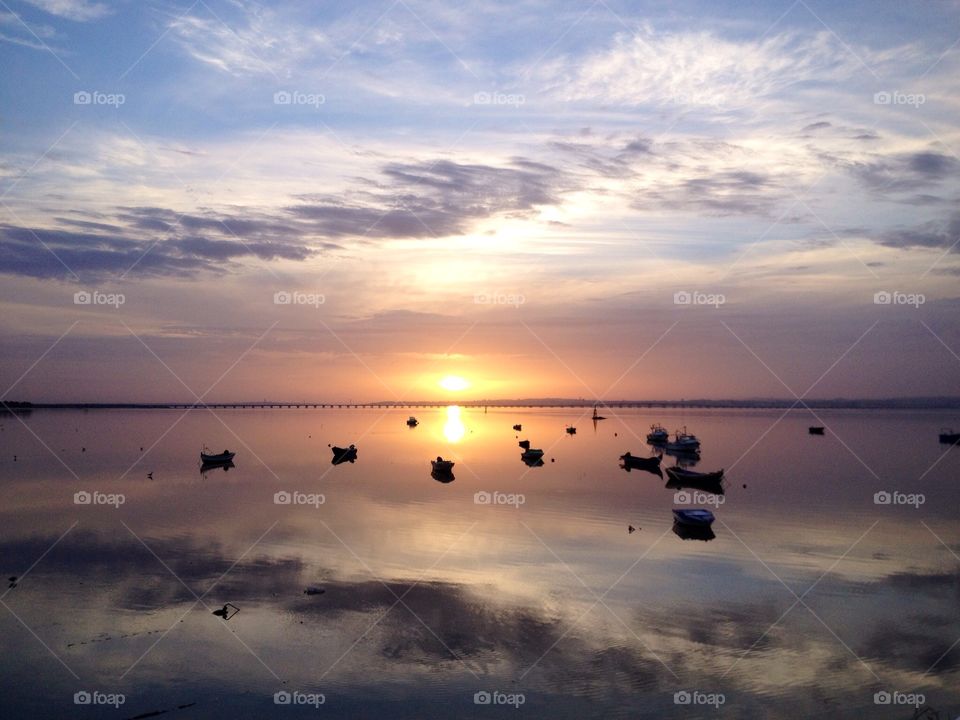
[4,398,960,411]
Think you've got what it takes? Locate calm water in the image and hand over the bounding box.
[1,407,958,719]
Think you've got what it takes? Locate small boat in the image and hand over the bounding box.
[646,424,669,444]
[673,521,715,542]
[672,508,715,527]
[666,428,700,452]
[518,439,531,449]
[521,456,545,467]
[431,457,455,474]
[939,428,960,445]
[592,406,606,421]
[566,426,576,435]
[513,424,522,431]
[619,452,662,477]
[200,449,235,464]
[665,466,724,484]
[521,448,545,461]
[809,426,825,435]
[331,444,358,464]
[406,416,419,427]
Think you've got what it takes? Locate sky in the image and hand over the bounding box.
[0,0,959,402]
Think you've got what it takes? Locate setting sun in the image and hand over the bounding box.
[439,375,470,392]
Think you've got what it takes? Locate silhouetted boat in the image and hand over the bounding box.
[431,457,454,474]
[666,466,723,484]
[666,428,700,452]
[809,426,825,435]
[646,424,669,444]
[620,452,662,477]
[522,456,545,467]
[592,406,606,420]
[939,428,960,445]
[672,508,715,527]
[406,416,418,427]
[518,439,530,449]
[672,521,715,542]
[200,449,235,464]
[331,444,357,464]
[521,448,544,461]
[431,469,455,483]
[513,424,522,431]
[566,426,576,435]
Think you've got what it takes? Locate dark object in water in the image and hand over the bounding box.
[147,472,153,479]
[592,406,606,420]
[513,424,522,431]
[8,575,16,589]
[200,449,235,464]
[199,460,234,476]
[628,525,636,534]
[673,521,715,542]
[212,603,239,620]
[304,586,325,595]
[406,416,418,427]
[566,426,576,435]
[518,439,530,449]
[939,428,960,445]
[431,457,455,482]
[809,426,825,435]
[620,452,663,478]
[673,508,715,527]
[666,466,724,485]
[521,456,545,468]
[331,444,358,465]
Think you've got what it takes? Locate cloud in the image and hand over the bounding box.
[878,212,960,252]
[20,0,110,22]
[847,151,959,193]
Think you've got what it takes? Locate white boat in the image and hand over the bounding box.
[646,424,669,443]
[666,428,700,452]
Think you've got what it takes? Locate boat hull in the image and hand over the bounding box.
[200,452,235,464]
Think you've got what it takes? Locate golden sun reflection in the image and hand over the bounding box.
[443,405,466,443]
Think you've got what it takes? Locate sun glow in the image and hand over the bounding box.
[439,375,470,392]
[443,405,466,442]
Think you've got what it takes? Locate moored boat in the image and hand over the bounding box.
[666,428,700,452]
[406,416,419,427]
[200,449,235,464]
[809,426,825,435]
[518,439,531,449]
[665,466,723,484]
[646,423,669,444]
[672,508,715,527]
[513,424,522,431]
[331,444,358,464]
[521,448,544,461]
[566,426,576,435]
[939,428,960,445]
[431,456,455,474]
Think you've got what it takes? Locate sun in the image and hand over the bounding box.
[439,375,470,392]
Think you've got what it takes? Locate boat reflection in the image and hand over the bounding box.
[664,446,700,467]
[619,452,663,477]
[199,459,235,476]
[672,520,716,542]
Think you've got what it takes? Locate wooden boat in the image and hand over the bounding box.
[200,449,235,464]
[666,466,723,484]
[331,444,358,464]
[619,452,662,477]
[566,426,577,435]
[406,416,419,427]
[672,508,715,527]
[809,426,825,435]
[939,428,960,445]
[431,457,455,473]
[646,423,669,444]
